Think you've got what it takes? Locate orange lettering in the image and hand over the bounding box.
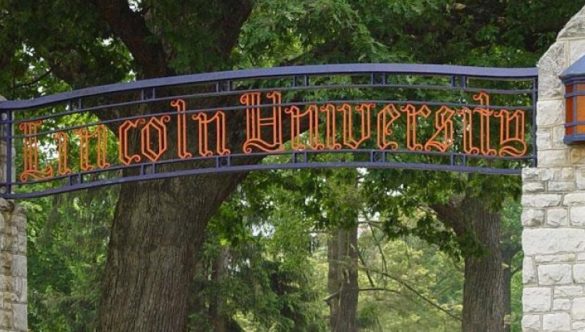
[402,104,431,151]
[320,104,342,150]
[171,99,193,159]
[19,121,53,181]
[74,125,110,171]
[473,92,497,156]
[53,132,71,176]
[242,91,283,153]
[495,109,527,157]
[284,104,323,150]
[118,119,143,165]
[424,106,455,152]
[192,111,230,156]
[338,103,374,149]
[459,107,480,155]
[141,116,170,162]
[377,104,401,150]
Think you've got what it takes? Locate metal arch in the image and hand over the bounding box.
[0,63,537,110]
[0,63,538,198]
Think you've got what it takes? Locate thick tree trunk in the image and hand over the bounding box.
[462,200,505,332]
[433,197,505,332]
[327,226,359,332]
[97,173,244,331]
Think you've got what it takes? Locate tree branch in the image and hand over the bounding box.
[10,68,53,91]
[430,198,468,237]
[360,266,462,322]
[211,0,254,62]
[367,222,389,275]
[324,287,401,303]
[91,0,171,78]
[355,245,376,288]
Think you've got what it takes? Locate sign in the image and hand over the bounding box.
[0,64,537,198]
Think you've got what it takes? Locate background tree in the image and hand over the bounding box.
[1,0,584,330]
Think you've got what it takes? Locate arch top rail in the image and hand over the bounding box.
[0,63,537,110]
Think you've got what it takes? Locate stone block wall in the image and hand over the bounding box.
[0,202,27,332]
[0,96,27,332]
[522,6,585,332]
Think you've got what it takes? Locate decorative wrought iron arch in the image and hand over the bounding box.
[0,63,537,198]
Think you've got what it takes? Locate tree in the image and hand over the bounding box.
[319,170,362,331]
[1,0,583,330]
[24,188,116,331]
[432,193,507,331]
[188,171,326,331]
[352,1,585,330]
[327,226,359,331]
[233,167,465,331]
[500,200,523,331]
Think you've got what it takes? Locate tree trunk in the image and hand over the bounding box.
[97,173,244,331]
[501,246,519,332]
[502,260,512,332]
[327,226,359,332]
[433,197,505,332]
[462,200,505,332]
[209,247,229,332]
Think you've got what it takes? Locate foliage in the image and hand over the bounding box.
[187,172,327,331]
[23,188,116,331]
[0,0,583,330]
[357,232,463,331]
[188,168,467,331]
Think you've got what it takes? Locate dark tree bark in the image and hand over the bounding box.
[433,196,505,332]
[208,247,228,332]
[462,209,504,332]
[501,245,521,332]
[90,0,172,78]
[77,1,255,330]
[327,226,359,332]
[97,174,245,331]
[502,258,512,332]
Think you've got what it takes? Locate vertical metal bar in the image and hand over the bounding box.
[5,109,12,194]
[450,75,457,88]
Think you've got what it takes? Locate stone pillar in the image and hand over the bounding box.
[522,6,585,332]
[0,96,27,331]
